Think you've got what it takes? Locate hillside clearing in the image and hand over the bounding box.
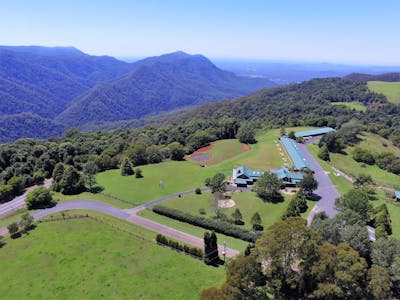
[368,81,400,104]
[331,102,367,111]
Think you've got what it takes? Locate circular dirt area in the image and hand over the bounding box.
[218,199,236,208]
[191,153,211,161]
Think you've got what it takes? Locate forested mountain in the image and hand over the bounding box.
[0,46,133,118]
[344,72,400,82]
[56,51,275,127]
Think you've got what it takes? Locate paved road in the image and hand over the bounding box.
[297,141,339,218]
[2,199,239,258]
[0,180,52,218]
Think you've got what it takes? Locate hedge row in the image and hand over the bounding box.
[156,234,203,259]
[153,205,260,242]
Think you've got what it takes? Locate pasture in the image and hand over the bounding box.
[331,102,366,112]
[368,81,400,104]
[0,212,225,299]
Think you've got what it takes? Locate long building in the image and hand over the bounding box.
[294,127,335,138]
[280,136,313,171]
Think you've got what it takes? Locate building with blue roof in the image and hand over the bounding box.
[280,136,313,171]
[294,127,335,138]
[232,166,304,187]
[395,191,400,201]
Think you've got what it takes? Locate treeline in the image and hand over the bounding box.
[155,234,203,259]
[353,146,400,175]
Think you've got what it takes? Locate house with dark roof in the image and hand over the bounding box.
[232,166,304,187]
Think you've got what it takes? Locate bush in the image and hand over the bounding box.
[25,186,55,209]
[7,222,19,238]
[156,234,204,258]
[195,188,202,195]
[153,205,260,242]
[135,168,143,178]
[199,208,206,215]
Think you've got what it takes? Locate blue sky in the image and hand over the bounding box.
[1,0,399,64]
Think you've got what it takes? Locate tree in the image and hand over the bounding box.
[121,158,134,176]
[236,123,257,144]
[7,222,19,238]
[58,166,86,195]
[368,265,393,300]
[32,171,45,185]
[288,131,296,140]
[0,235,5,248]
[204,177,211,187]
[210,173,226,193]
[318,144,330,161]
[352,147,375,165]
[335,188,373,221]
[204,231,219,265]
[168,142,185,161]
[232,208,244,225]
[281,191,308,220]
[7,176,24,196]
[319,131,345,153]
[309,243,367,299]
[126,143,147,166]
[251,212,263,231]
[135,168,143,178]
[52,162,65,192]
[354,173,374,187]
[19,212,34,232]
[146,145,163,164]
[25,186,55,209]
[82,161,98,191]
[340,224,371,259]
[298,174,318,197]
[255,217,320,298]
[0,184,13,203]
[254,172,283,202]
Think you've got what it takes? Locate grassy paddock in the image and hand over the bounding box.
[368,81,400,104]
[0,211,225,299]
[331,102,367,112]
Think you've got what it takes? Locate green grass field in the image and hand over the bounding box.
[368,81,400,104]
[95,129,296,208]
[307,133,400,190]
[331,102,367,112]
[189,139,248,166]
[0,212,225,299]
[150,191,315,231]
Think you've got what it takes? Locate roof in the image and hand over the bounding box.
[280,137,313,171]
[395,191,400,199]
[234,178,249,185]
[235,165,264,179]
[272,166,304,181]
[294,127,335,138]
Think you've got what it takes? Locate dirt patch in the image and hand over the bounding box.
[218,199,236,208]
[191,153,211,161]
[281,187,299,195]
[194,143,213,153]
[242,144,250,152]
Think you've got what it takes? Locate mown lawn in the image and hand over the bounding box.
[142,190,315,234]
[331,102,367,112]
[368,81,400,104]
[0,212,225,300]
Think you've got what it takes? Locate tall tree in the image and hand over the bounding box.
[210,173,226,193]
[25,186,54,209]
[236,123,256,144]
[58,166,86,195]
[82,161,98,191]
[121,158,134,176]
[254,172,283,202]
[335,188,373,221]
[298,174,318,196]
[204,231,219,265]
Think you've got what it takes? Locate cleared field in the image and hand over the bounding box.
[189,139,249,166]
[142,191,315,233]
[368,81,400,104]
[0,212,224,299]
[331,102,366,112]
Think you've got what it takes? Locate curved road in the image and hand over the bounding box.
[2,199,240,258]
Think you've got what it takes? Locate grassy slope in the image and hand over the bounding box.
[331,102,366,112]
[189,139,247,166]
[368,81,400,104]
[307,139,400,239]
[308,133,400,189]
[0,212,224,300]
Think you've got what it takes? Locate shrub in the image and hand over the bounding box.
[199,208,206,215]
[25,186,55,209]
[153,205,260,242]
[195,188,202,195]
[155,234,204,258]
[7,222,19,238]
[135,168,143,178]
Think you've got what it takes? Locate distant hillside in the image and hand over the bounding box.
[344,72,400,82]
[367,81,400,104]
[0,113,64,143]
[0,46,133,118]
[56,51,276,127]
